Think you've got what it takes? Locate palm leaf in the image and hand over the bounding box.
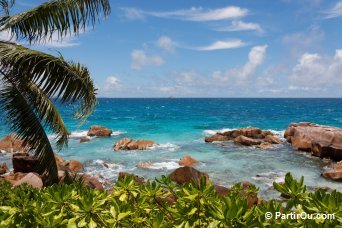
[0,0,110,43]
[0,76,58,184]
[0,40,97,122]
[0,0,14,16]
[22,81,69,149]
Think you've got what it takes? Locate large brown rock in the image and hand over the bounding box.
[179,156,198,166]
[322,162,342,181]
[169,166,209,186]
[284,122,342,161]
[264,135,282,144]
[87,126,112,137]
[68,160,84,172]
[114,138,155,151]
[12,153,39,173]
[204,133,230,142]
[234,136,261,146]
[118,172,145,184]
[0,134,29,153]
[13,172,43,188]
[82,174,104,190]
[214,185,231,197]
[205,127,271,143]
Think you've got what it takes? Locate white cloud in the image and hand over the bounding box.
[213,45,268,82]
[290,50,342,86]
[122,6,248,21]
[121,8,145,20]
[323,2,342,19]
[157,36,175,52]
[130,49,164,70]
[196,39,246,51]
[218,20,263,33]
[104,76,121,91]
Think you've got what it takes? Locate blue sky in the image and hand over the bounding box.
[1,0,342,97]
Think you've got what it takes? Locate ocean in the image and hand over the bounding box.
[1,98,341,198]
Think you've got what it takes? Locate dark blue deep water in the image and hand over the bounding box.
[1,98,341,197]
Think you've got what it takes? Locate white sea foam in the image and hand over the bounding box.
[70,130,88,138]
[252,172,286,186]
[149,143,180,151]
[149,161,180,170]
[203,128,234,135]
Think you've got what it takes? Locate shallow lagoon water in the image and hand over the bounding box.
[1,98,341,198]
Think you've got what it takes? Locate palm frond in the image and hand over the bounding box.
[0,76,58,184]
[0,0,110,43]
[0,0,15,16]
[23,81,69,149]
[0,41,97,122]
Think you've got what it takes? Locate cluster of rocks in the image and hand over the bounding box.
[205,127,282,148]
[136,155,199,169]
[0,134,103,189]
[284,122,341,161]
[284,122,342,181]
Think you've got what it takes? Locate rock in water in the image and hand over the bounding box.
[136,161,153,168]
[257,142,274,149]
[179,155,199,166]
[13,173,43,188]
[87,126,112,137]
[169,166,209,185]
[204,134,230,142]
[284,122,342,161]
[12,153,39,173]
[80,137,90,143]
[114,138,155,150]
[264,135,282,144]
[0,134,29,153]
[322,162,342,181]
[234,136,261,146]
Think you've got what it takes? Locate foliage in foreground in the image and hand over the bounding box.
[0,173,341,227]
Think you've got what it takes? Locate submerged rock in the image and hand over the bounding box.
[114,138,155,151]
[169,166,209,186]
[234,135,261,146]
[257,142,274,149]
[322,162,342,181]
[87,126,112,137]
[136,161,153,168]
[0,134,29,153]
[284,122,342,161]
[178,155,199,166]
[80,137,90,143]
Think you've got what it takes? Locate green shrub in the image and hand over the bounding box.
[0,173,341,227]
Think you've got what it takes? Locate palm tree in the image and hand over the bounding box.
[0,0,110,184]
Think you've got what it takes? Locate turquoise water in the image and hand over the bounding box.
[1,98,341,198]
